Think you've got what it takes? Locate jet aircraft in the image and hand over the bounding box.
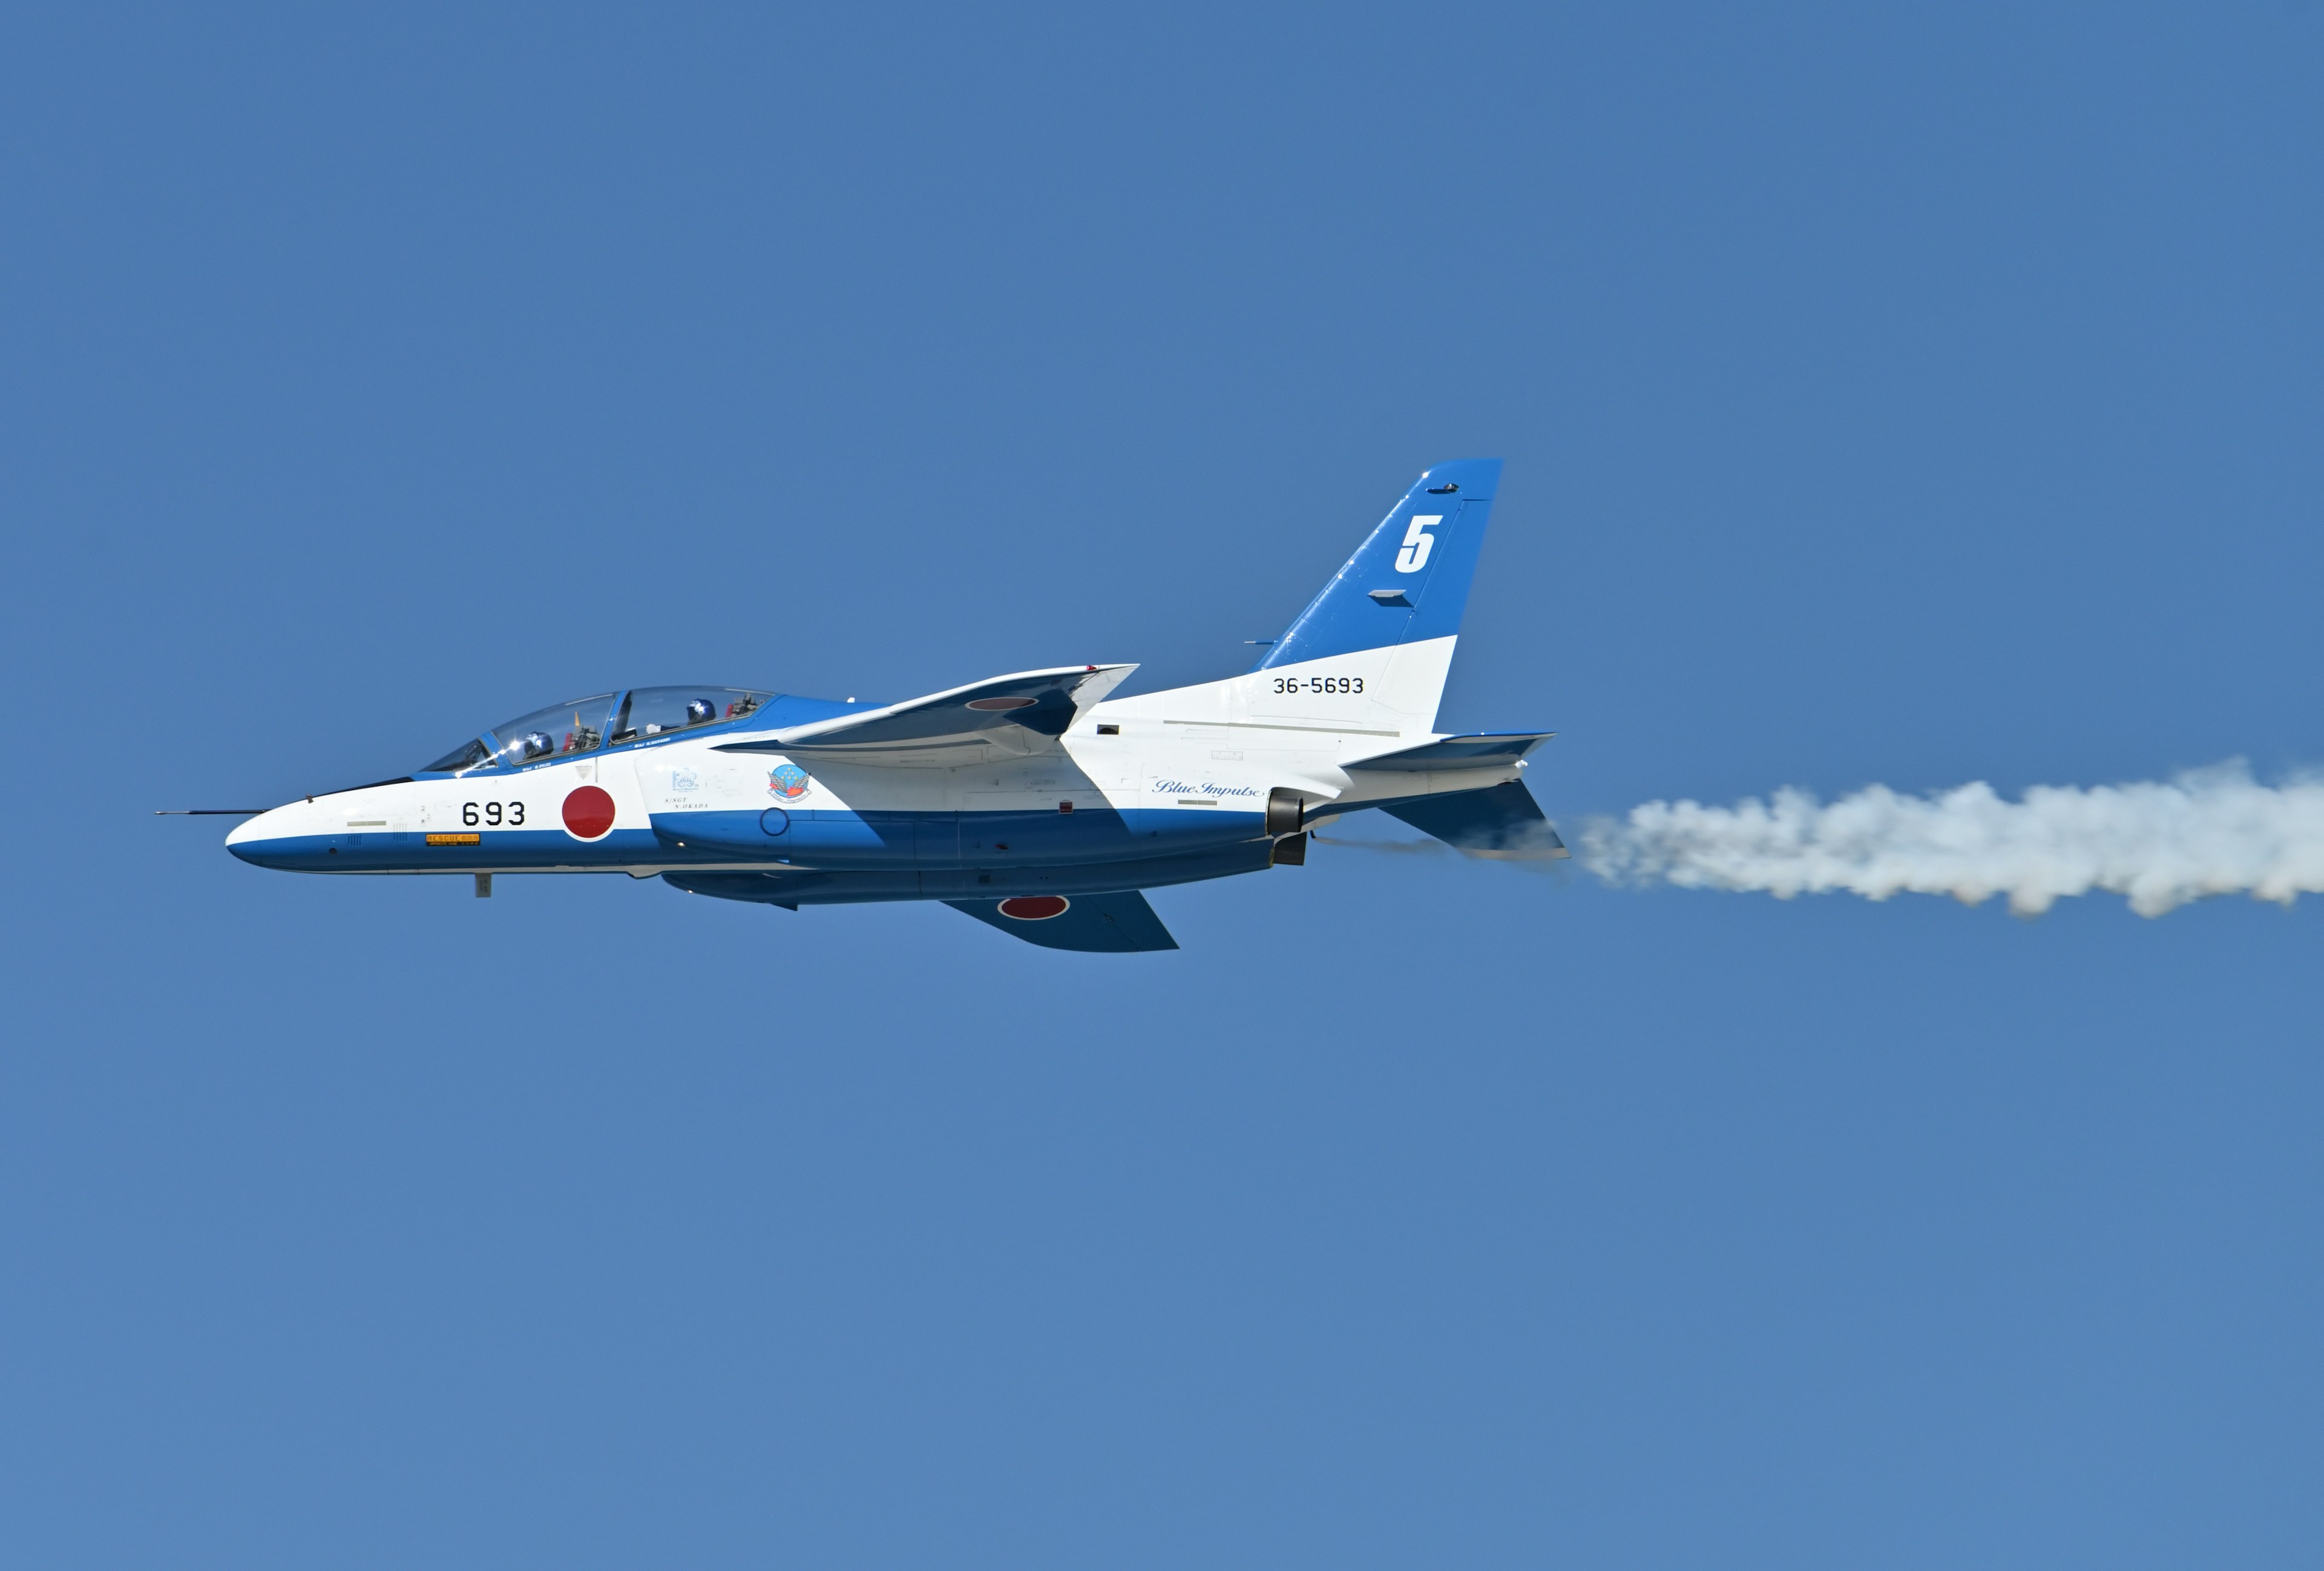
[207,459,1563,952]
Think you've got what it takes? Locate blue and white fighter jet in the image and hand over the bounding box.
[216,459,1563,952]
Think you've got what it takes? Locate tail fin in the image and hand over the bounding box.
[1097,459,1507,741]
[1259,458,1502,672]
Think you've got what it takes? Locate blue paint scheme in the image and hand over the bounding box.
[660,839,1276,907]
[715,668,1117,754]
[649,805,1265,866]
[656,809,896,861]
[225,785,1555,883]
[228,805,1281,877]
[1257,458,1501,670]
[726,693,871,733]
[945,892,1178,953]
[228,828,672,872]
[1380,779,1566,858]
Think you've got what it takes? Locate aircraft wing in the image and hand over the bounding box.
[718,665,1134,763]
[944,892,1178,952]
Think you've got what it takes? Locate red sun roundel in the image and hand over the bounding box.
[562,785,617,840]
[997,895,1069,921]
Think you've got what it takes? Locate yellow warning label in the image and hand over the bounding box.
[425,833,482,846]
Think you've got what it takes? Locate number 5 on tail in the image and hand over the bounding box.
[1395,515,1442,573]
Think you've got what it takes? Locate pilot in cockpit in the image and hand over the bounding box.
[423,688,775,775]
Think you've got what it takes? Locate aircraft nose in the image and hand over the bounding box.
[226,804,304,868]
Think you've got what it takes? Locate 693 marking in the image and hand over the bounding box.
[462,802,526,826]
[1270,676,1364,695]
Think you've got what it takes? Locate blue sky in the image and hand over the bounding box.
[4,5,2320,1566]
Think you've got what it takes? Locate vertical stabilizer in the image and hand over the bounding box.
[1259,458,1501,676]
[1097,458,1506,740]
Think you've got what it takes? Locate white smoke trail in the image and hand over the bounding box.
[1582,762,2324,917]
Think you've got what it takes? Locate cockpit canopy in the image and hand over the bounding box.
[422,687,772,774]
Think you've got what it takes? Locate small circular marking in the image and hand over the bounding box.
[996,895,1069,920]
[759,807,790,837]
[562,785,617,840]
[767,763,811,800]
[965,695,1038,711]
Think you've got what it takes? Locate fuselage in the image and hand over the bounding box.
[224,662,1525,904]
[218,457,1551,924]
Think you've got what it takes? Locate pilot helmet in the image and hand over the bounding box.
[685,699,717,725]
[520,731,554,760]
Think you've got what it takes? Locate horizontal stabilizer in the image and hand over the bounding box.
[1347,731,1555,771]
[1382,780,1568,860]
[718,665,1133,760]
[945,891,1178,952]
